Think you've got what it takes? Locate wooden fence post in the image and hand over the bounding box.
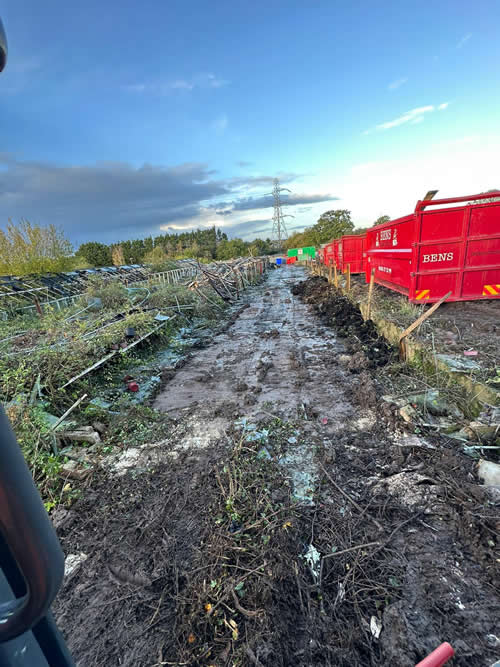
[334,266,338,288]
[366,268,375,319]
[346,264,351,293]
[398,291,452,360]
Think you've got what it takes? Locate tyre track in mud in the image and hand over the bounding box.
[154,266,360,429]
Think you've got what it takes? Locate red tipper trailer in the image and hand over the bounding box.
[337,234,366,274]
[365,192,500,303]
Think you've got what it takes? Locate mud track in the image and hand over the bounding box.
[54,266,499,667]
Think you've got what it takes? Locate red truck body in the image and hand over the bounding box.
[337,234,366,274]
[365,192,500,303]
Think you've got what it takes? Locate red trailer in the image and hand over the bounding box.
[365,192,500,303]
[286,256,297,264]
[337,234,366,274]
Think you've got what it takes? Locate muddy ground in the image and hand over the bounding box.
[53,266,499,666]
[346,274,500,383]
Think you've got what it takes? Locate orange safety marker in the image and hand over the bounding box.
[415,289,430,300]
[482,284,500,296]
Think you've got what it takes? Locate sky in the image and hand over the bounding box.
[1,0,500,248]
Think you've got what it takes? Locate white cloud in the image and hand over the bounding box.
[326,134,500,228]
[123,73,230,95]
[205,73,229,89]
[376,105,434,130]
[170,80,194,91]
[212,114,228,135]
[366,102,450,133]
[456,33,472,49]
[388,77,408,90]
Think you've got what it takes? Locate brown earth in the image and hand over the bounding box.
[53,266,500,667]
[347,273,500,382]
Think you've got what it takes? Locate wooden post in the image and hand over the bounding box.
[334,266,338,288]
[346,264,351,293]
[366,268,375,319]
[34,298,43,317]
[328,264,333,284]
[399,290,452,360]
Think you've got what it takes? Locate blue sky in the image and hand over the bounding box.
[1,0,499,246]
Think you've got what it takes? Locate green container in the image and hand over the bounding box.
[288,246,315,259]
[298,246,315,260]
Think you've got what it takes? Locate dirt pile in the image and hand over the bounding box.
[292,277,394,366]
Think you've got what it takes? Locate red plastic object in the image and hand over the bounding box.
[127,381,139,392]
[337,234,366,274]
[286,257,297,264]
[365,192,500,303]
[415,642,454,667]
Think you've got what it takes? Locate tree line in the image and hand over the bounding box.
[283,210,390,251]
[77,227,276,268]
[0,210,391,276]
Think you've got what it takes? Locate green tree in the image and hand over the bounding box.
[249,238,272,256]
[314,209,354,244]
[216,238,249,260]
[77,241,112,267]
[0,219,74,275]
[372,215,391,227]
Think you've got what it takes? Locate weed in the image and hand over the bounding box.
[84,276,130,309]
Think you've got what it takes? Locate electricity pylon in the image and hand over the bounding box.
[266,178,294,252]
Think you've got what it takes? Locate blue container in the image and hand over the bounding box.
[276,258,282,266]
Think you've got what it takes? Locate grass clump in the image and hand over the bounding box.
[84,277,130,309]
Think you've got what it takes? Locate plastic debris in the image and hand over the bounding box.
[415,642,454,667]
[89,397,113,410]
[64,552,88,578]
[257,447,272,460]
[463,349,478,356]
[477,459,500,487]
[399,404,418,423]
[302,543,321,582]
[60,426,101,445]
[436,353,481,372]
[127,381,139,392]
[370,616,382,639]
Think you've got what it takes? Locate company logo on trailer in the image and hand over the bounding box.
[422,252,454,263]
[392,229,398,246]
[380,229,391,241]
